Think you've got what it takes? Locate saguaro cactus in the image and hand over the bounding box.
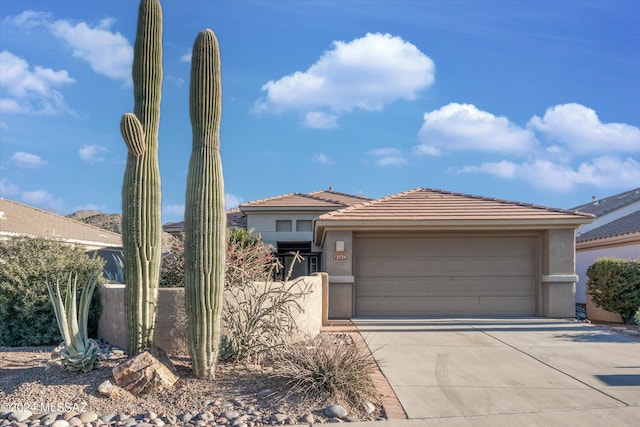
[184,29,226,379]
[120,0,163,354]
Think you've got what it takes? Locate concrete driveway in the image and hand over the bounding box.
[354,318,640,425]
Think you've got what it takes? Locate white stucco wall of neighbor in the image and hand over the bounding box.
[576,243,640,304]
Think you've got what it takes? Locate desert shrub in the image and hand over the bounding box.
[160,228,280,288]
[159,229,310,363]
[159,236,185,288]
[587,257,640,324]
[274,333,379,407]
[0,236,105,346]
[220,234,311,363]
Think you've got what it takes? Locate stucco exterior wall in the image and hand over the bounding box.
[322,230,354,319]
[98,275,325,356]
[246,212,322,251]
[541,229,578,317]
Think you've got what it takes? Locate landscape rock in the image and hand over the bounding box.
[98,380,121,398]
[301,413,315,424]
[324,404,348,418]
[113,346,179,395]
[8,411,32,422]
[78,411,98,423]
[271,413,288,424]
[362,401,376,415]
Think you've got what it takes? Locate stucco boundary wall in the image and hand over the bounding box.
[98,272,329,356]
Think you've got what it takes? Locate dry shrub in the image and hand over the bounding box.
[220,250,312,363]
[273,333,379,407]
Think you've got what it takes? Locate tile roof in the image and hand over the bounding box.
[571,187,640,217]
[316,188,594,225]
[240,189,370,210]
[576,210,640,243]
[307,190,371,205]
[0,198,122,248]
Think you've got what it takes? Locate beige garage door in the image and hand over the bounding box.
[355,234,538,317]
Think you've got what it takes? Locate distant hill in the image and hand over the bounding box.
[67,211,122,234]
[67,210,178,252]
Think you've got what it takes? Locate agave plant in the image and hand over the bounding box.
[46,273,101,372]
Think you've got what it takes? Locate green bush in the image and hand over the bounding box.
[587,257,640,324]
[635,307,640,329]
[0,236,105,346]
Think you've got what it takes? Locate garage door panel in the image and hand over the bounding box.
[359,257,535,277]
[357,296,536,317]
[358,278,535,297]
[355,235,538,317]
[357,236,535,257]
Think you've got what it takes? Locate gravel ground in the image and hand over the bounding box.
[0,342,384,426]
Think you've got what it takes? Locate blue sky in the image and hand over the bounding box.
[1,0,639,223]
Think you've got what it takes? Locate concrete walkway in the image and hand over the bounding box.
[353,318,640,426]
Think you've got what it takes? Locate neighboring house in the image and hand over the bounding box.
[238,189,370,278]
[161,189,370,279]
[0,198,122,251]
[313,188,593,319]
[571,188,640,306]
[163,208,247,238]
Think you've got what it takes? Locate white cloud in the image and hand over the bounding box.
[50,18,132,84]
[163,204,184,218]
[226,193,243,209]
[180,52,192,63]
[254,32,435,127]
[11,151,47,168]
[21,190,63,212]
[528,103,640,154]
[304,112,338,129]
[426,102,639,193]
[4,10,50,28]
[79,144,108,163]
[368,147,407,166]
[415,103,538,156]
[8,10,133,85]
[0,178,19,197]
[0,50,75,115]
[312,153,332,164]
[457,160,517,178]
[458,156,640,192]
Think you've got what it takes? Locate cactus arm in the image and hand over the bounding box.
[185,28,225,379]
[121,0,163,354]
[120,113,146,157]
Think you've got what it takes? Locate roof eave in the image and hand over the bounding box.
[0,231,122,249]
[576,231,640,250]
[241,206,343,213]
[314,218,594,246]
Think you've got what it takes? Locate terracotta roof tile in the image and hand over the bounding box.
[317,188,594,222]
[0,198,122,248]
[240,190,369,209]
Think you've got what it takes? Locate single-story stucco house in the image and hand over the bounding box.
[314,188,594,319]
[0,198,122,250]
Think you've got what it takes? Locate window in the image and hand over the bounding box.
[276,220,292,232]
[309,256,319,274]
[296,220,312,232]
